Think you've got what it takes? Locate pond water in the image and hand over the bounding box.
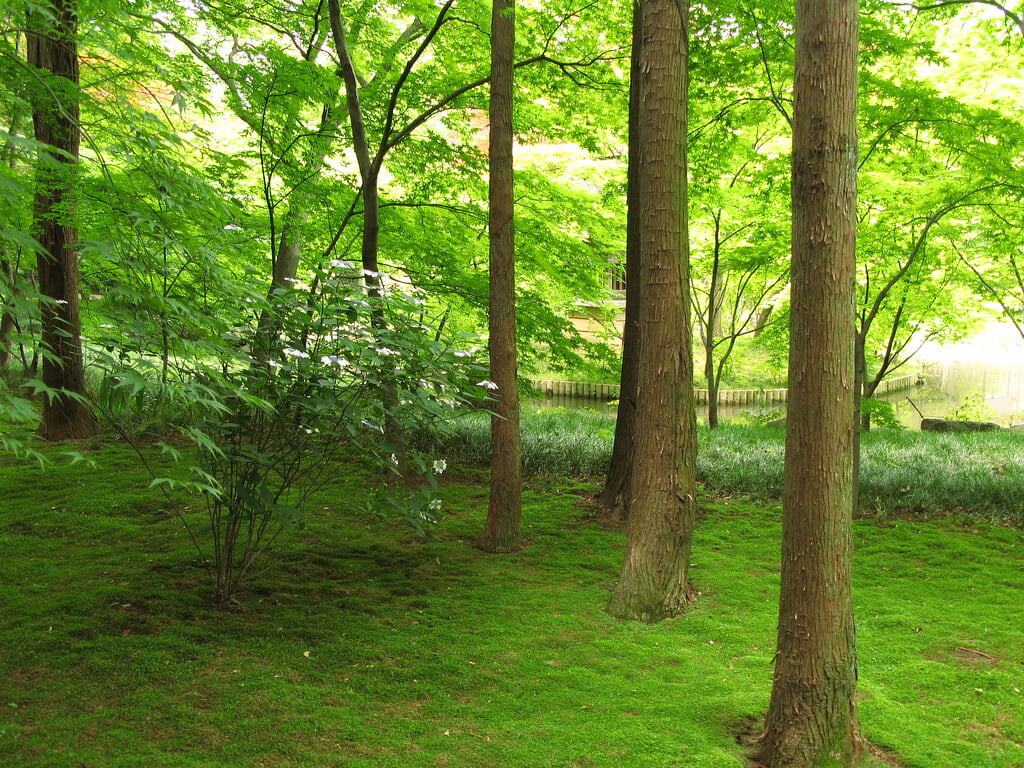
[530,325,1024,429]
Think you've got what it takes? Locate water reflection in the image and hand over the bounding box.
[530,361,1024,429]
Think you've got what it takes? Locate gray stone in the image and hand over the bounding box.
[920,418,1000,433]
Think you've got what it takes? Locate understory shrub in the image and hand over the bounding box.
[97,262,487,604]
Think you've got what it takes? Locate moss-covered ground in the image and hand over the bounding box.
[1,441,1022,767]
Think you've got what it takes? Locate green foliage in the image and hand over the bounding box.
[696,424,1024,525]
[731,405,786,427]
[944,392,998,423]
[861,397,905,431]
[164,271,488,603]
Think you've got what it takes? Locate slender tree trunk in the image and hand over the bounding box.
[0,259,15,368]
[705,224,722,428]
[606,0,696,623]
[756,0,862,764]
[853,326,866,518]
[0,114,24,369]
[477,0,521,553]
[705,350,718,428]
[329,1,412,478]
[361,165,412,481]
[28,0,95,441]
[253,209,303,354]
[599,0,643,515]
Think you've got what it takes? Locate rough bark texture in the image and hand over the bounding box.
[599,0,643,515]
[28,0,95,441]
[606,0,696,622]
[756,0,862,764]
[477,0,522,553]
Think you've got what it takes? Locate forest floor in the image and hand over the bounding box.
[1,442,1022,767]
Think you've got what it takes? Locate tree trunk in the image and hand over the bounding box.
[599,0,643,515]
[477,0,522,553]
[705,225,722,428]
[606,0,696,623]
[329,1,412,479]
[754,305,773,336]
[0,259,15,368]
[853,326,866,519]
[756,0,862,764]
[0,114,24,369]
[253,208,305,360]
[28,0,96,441]
[705,352,719,428]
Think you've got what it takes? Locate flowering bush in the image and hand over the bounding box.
[146,261,487,604]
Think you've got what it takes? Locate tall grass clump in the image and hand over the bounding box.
[418,407,1024,524]
[88,363,210,436]
[697,424,786,498]
[519,407,615,476]
[414,406,615,477]
[859,429,1024,523]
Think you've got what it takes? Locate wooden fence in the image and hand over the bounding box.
[529,371,921,406]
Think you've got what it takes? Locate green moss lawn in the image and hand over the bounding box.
[1,442,1022,767]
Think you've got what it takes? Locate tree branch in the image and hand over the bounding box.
[899,0,1024,36]
[379,0,456,151]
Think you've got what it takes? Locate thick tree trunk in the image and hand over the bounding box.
[606,0,696,622]
[756,0,862,764]
[477,0,522,553]
[599,0,643,515]
[28,0,95,441]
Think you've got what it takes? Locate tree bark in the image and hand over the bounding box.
[329,0,413,479]
[705,217,722,428]
[477,0,522,553]
[756,0,862,764]
[606,0,696,622]
[253,208,305,360]
[28,0,96,441]
[599,0,643,515]
[0,259,15,368]
[0,114,24,369]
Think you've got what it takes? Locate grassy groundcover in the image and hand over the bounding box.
[1,445,1022,767]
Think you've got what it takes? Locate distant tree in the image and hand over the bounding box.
[606,0,697,622]
[477,0,522,553]
[691,206,788,428]
[854,184,1010,429]
[755,0,862,765]
[27,0,96,440]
